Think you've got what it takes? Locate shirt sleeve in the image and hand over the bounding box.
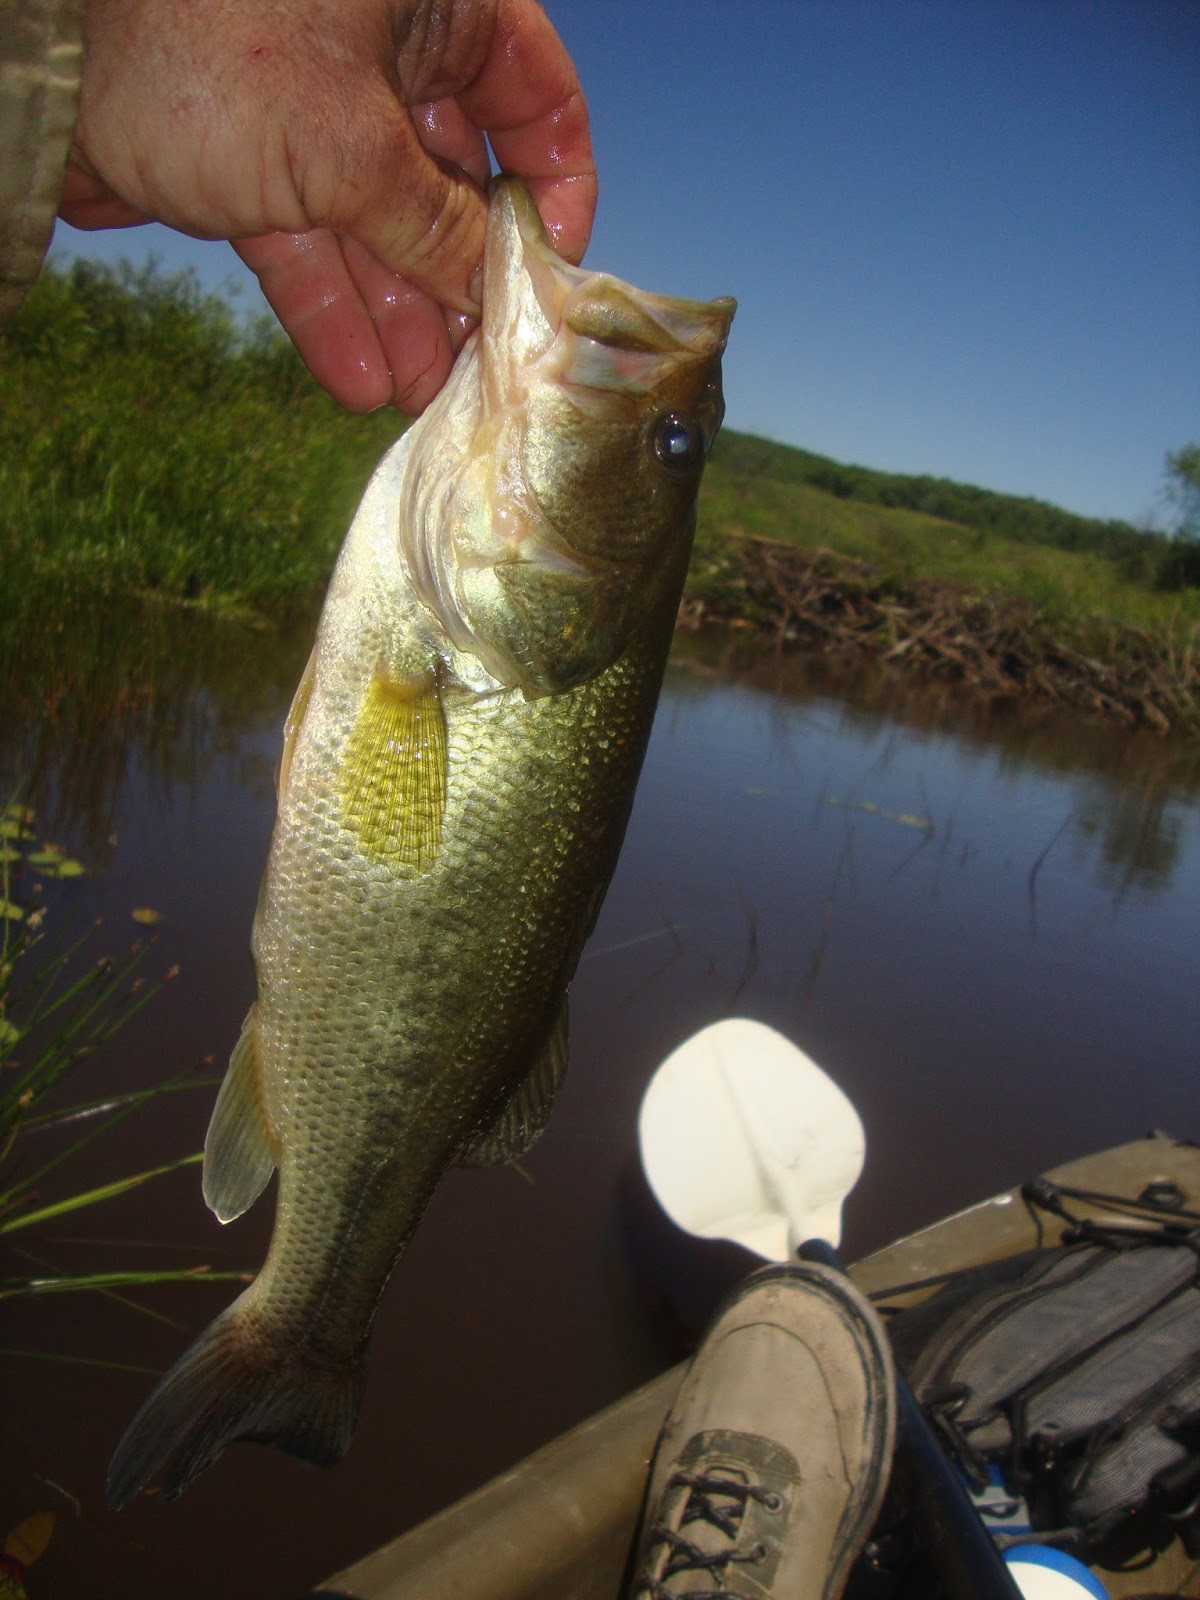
[0,0,83,327]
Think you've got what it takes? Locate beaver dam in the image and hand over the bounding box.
[681,537,1200,735]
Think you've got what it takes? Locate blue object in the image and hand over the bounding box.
[972,1464,1035,1538]
[1004,1544,1110,1599]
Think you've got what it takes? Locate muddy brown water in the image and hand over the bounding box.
[2,614,1198,1598]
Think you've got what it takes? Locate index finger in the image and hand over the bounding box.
[458,0,597,263]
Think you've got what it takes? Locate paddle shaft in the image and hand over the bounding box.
[799,1240,1024,1600]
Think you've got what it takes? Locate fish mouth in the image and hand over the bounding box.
[483,177,735,396]
[397,177,735,696]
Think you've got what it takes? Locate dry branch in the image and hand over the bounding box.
[682,537,1200,735]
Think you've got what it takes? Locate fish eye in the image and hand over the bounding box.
[652,412,704,476]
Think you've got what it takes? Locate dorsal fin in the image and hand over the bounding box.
[277,647,318,804]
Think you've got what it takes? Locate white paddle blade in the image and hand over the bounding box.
[638,1018,866,1259]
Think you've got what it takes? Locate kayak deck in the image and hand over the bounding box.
[313,1136,1200,1600]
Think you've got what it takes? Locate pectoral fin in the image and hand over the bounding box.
[202,1008,278,1224]
[339,671,447,873]
[460,1004,569,1166]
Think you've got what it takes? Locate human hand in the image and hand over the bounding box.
[61,0,596,413]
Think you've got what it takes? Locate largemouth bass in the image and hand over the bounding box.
[108,178,733,1507]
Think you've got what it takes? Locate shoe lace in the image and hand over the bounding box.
[635,1469,780,1599]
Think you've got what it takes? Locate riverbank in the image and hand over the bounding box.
[0,260,400,623]
[4,260,1197,734]
[680,536,1199,734]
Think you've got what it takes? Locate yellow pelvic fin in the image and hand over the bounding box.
[339,670,447,872]
[203,1006,278,1224]
[277,647,318,804]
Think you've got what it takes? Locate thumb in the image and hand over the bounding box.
[323,89,489,316]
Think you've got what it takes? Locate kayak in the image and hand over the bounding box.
[312,1134,1200,1600]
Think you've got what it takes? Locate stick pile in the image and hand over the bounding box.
[681,537,1199,735]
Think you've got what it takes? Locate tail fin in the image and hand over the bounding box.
[106,1292,366,1509]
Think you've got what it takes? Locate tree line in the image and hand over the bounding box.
[711,431,1200,593]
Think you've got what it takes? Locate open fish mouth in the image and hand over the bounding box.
[395,176,735,696]
[485,176,734,406]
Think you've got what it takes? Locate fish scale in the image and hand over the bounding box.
[107,178,733,1507]
[250,635,667,1349]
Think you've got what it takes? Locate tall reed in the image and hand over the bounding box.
[0,259,402,623]
[0,796,246,1302]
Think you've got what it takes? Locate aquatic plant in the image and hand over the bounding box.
[0,797,246,1304]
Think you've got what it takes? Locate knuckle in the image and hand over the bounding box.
[405,180,479,273]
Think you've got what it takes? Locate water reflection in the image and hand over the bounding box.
[1072,766,1190,897]
[670,628,1200,901]
[1,607,1197,1600]
[1,593,314,859]
[3,605,1196,904]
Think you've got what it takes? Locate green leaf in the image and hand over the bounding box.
[47,859,85,879]
[1,1510,54,1566]
[25,848,63,867]
[25,1072,219,1132]
[0,1151,203,1233]
[0,1018,19,1049]
[0,846,21,864]
[0,901,24,922]
[0,1267,251,1301]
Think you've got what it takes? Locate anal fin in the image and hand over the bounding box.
[460,1004,569,1166]
[203,1007,278,1224]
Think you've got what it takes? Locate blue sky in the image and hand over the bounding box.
[50,0,1198,525]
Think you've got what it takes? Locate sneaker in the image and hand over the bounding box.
[627,1261,896,1599]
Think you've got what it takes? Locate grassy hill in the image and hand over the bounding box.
[690,435,1199,728]
[694,431,1199,641]
[2,259,1197,727]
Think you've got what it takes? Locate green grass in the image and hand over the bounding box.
[1,259,402,622]
[694,434,1200,650]
[0,795,248,1306]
